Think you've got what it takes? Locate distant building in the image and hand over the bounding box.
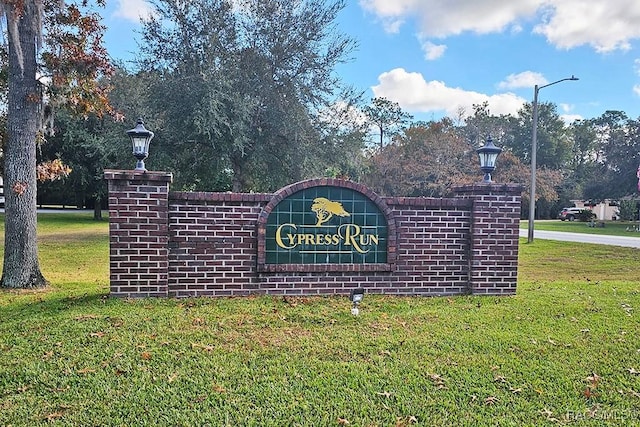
[571,199,619,221]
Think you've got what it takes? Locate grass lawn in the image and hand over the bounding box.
[520,219,640,237]
[1,214,639,426]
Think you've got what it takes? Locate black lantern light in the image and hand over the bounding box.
[127,118,154,171]
[476,136,502,183]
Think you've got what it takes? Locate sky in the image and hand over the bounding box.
[103,0,640,123]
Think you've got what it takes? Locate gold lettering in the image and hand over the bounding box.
[339,224,369,254]
[276,223,379,253]
[276,224,296,249]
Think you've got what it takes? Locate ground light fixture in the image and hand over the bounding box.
[127,118,154,171]
[476,136,502,183]
[350,288,365,316]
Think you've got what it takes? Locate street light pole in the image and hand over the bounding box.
[527,76,578,243]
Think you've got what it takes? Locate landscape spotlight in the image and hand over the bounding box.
[127,118,154,171]
[350,288,365,316]
[476,136,502,183]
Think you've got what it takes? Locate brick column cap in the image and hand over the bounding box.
[453,182,523,195]
[104,169,173,183]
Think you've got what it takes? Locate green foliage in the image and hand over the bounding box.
[362,97,413,149]
[618,200,638,221]
[577,209,597,222]
[136,0,357,192]
[37,108,131,213]
[2,214,640,425]
[364,119,476,196]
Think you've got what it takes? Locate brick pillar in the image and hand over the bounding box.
[454,183,523,295]
[104,170,173,297]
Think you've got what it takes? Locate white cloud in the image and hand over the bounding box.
[634,84,640,97]
[359,0,640,53]
[359,0,541,37]
[371,68,526,117]
[558,104,581,123]
[420,41,447,60]
[112,0,155,22]
[533,1,640,52]
[383,19,405,34]
[497,71,547,90]
[560,114,583,124]
[559,103,574,113]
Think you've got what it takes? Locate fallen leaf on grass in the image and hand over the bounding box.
[494,375,507,383]
[337,418,350,425]
[45,412,64,421]
[540,408,560,422]
[89,331,106,338]
[212,384,226,393]
[509,387,522,394]
[140,352,152,360]
[583,387,598,399]
[427,372,447,389]
[585,373,600,386]
[168,373,178,383]
[376,390,393,398]
[191,342,216,352]
[484,396,499,405]
[627,368,639,375]
[77,368,96,374]
[395,415,418,426]
[621,303,633,316]
[74,314,99,321]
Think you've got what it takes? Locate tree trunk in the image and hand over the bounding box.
[93,197,102,221]
[1,3,48,288]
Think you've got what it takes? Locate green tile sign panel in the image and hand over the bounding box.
[265,186,388,264]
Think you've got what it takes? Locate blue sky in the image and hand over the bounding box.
[103,0,640,123]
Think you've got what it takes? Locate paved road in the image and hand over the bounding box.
[519,229,640,248]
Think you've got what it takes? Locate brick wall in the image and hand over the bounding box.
[104,172,522,298]
[104,170,172,297]
[454,184,523,295]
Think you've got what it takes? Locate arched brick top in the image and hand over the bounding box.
[257,178,397,271]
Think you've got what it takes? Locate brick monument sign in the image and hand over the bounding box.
[104,170,522,298]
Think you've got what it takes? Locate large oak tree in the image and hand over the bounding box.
[1,0,113,288]
[138,0,356,192]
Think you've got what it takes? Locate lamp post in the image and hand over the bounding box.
[127,118,154,171]
[476,136,502,183]
[527,76,578,243]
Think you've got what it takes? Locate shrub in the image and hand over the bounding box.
[577,209,596,222]
[617,199,638,221]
